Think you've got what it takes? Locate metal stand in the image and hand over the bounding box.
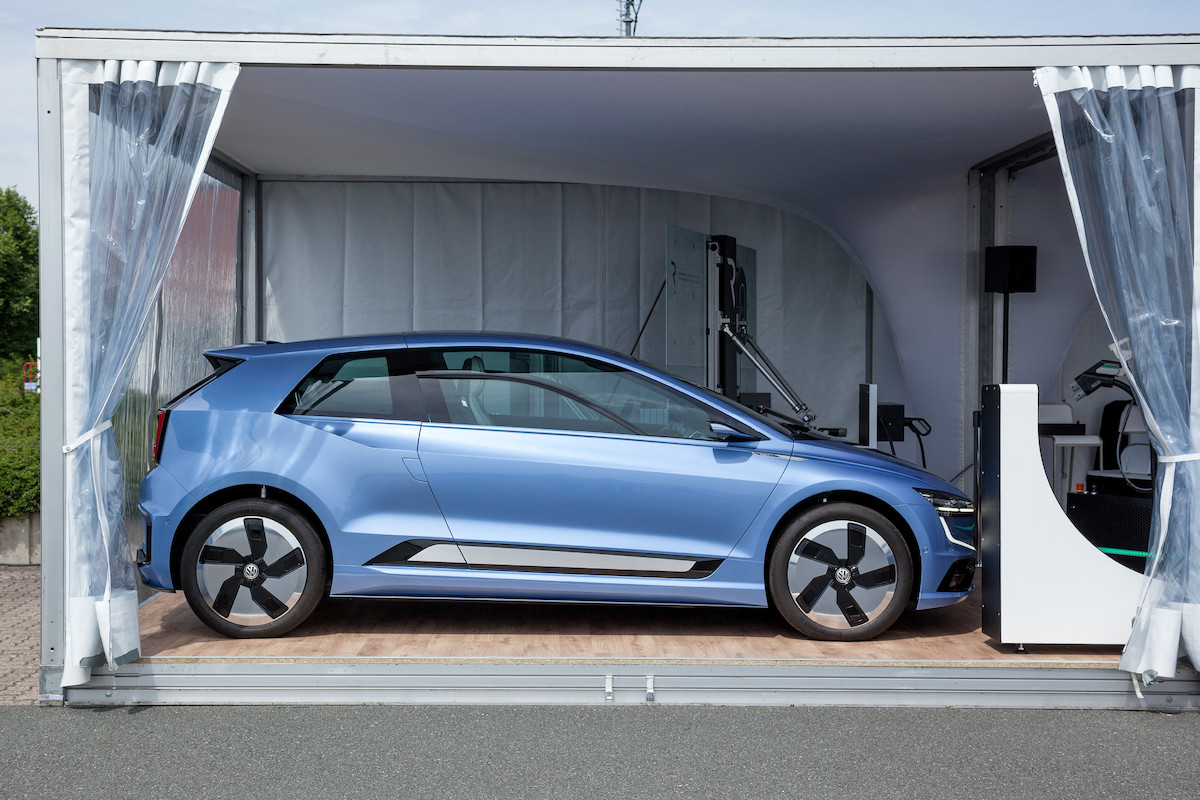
[707,234,815,423]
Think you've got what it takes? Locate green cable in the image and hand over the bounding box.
[1097,546,1150,558]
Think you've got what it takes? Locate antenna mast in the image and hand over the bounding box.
[617,0,643,36]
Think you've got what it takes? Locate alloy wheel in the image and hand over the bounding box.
[785,519,898,630]
[195,516,308,627]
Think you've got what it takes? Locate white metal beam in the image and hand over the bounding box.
[35,56,66,699]
[33,30,1200,71]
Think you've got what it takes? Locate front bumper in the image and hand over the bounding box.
[901,499,976,611]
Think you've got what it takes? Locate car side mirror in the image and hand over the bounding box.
[709,421,759,442]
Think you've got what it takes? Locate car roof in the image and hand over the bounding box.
[201,331,813,449]
[205,332,642,365]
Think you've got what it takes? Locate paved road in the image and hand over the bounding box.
[2,704,1199,799]
[7,565,1200,798]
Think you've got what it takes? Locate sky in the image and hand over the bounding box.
[4,0,1200,205]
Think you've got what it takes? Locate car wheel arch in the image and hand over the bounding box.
[171,484,333,594]
[764,490,922,607]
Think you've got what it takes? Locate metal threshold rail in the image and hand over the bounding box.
[60,659,1200,710]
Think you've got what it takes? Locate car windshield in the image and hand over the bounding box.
[688,381,833,440]
[624,352,826,441]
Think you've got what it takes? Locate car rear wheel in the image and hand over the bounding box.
[768,502,912,641]
[180,499,327,638]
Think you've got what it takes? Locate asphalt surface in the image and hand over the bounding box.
[2,704,1199,799]
[6,564,1200,798]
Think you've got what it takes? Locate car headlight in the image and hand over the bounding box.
[915,488,974,515]
[916,489,976,550]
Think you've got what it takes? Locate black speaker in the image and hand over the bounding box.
[984,246,1037,293]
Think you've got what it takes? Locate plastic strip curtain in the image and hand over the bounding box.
[59,60,239,688]
[1037,65,1200,682]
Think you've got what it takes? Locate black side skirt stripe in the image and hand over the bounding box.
[366,539,722,580]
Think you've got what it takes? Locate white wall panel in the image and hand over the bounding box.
[599,185,642,353]
[560,184,603,343]
[481,183,563,334]
[780,212,868,435]
[344,183,415,335]
[818,186,965,475]
[413,183,483,330]
[262,182,346,340]
[1009,158,1095,396]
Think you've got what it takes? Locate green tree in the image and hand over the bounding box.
[0,187,38,360]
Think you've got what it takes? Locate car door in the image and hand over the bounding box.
[411,345,788,580]
[277,348,466,572]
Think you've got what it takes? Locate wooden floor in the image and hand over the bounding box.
[139,587,1123,666]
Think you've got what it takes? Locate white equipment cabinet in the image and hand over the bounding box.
[980,384,1144,645]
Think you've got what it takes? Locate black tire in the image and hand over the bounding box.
[180,499,327,638]
[767,502,912,641]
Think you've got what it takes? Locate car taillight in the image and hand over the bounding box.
[152,409,168,463]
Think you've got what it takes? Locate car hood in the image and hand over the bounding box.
[794,438,964,496]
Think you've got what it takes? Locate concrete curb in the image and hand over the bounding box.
[0,513,40,565]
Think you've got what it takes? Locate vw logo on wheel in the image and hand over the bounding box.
[834,566,852,585]
[242,562,261,580]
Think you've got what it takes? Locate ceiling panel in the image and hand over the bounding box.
[216,66,1051,209]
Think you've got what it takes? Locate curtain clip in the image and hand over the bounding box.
[62,420,114,454]
[1158,453,1200,464]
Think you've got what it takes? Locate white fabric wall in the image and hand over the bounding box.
[1009,158,1097,397]
[261,181,888,436]
[814,185,968,476]
[807,164,1094,481]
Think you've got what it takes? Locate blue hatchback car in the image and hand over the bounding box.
[138,332,975,641]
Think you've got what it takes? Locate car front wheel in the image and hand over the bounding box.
[768,502,912,641]
[180,499,327,638]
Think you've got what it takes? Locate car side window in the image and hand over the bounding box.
[412,347,731,440]
[422,373,631,434]
[280,352,425,420]
[568,369,718,440]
